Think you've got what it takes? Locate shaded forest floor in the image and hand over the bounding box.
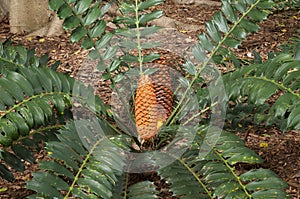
[0,0,299,198]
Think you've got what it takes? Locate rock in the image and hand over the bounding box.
[150,16,203,34]
[151,16,178,29]
[151,16,203,32]
[172,0,195,4]
[139,27,197,58]
[172,0,220,6]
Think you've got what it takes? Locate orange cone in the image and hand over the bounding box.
[134,65,173,143]
[135,74,159,142]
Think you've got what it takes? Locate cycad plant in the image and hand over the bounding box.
[0,0,298,198]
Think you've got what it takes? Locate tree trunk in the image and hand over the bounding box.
[0,0,10,17]
[9,0,50,34]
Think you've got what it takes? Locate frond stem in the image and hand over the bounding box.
[205,139,252,198]
[245,76,300,99]
[64,136,106,198]
[123,169,131,198]
[0,92,67,119]
[8,124,64,149]
[178,158,213,198]
[167,0,261,126]
[134,0,144,74]
[0,56,24,68]
[182,102,218,126]
[62,0,116,89]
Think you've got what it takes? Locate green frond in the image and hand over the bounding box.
[50,0,164,82]
[112,172,160,199]
[49,0,110,48]
[0,66,73,181]
[0,62,109,146]
[26,119,131,199]
[127,181,159,199]
[171,0,274,130]
[0,67,73,147]
[158,128,289,198]
[0,55,108,181]
[224,53,300,130]
[0,42,59,73]
[114,0,164,73]
[240,169,289,198]
[158,158,211,199]
[184,0,274,75]
[49,0,118,83]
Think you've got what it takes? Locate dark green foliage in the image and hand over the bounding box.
[224,53,300,131]
[0,42,59,74]
[274,0,300,10]
[0,48,75,181]
[0,43,108,181]
[0,0,294,198]
[158,130,288,199]
[184,0,274,72]
[49,0,110,47]
[50,0,163,84]
[0,66,73,145]
[26,119,131,199]
[127,181,159,199]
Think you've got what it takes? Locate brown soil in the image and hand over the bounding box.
[0,0,299,198]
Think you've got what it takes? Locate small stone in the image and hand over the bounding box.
[172,0,195,4]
